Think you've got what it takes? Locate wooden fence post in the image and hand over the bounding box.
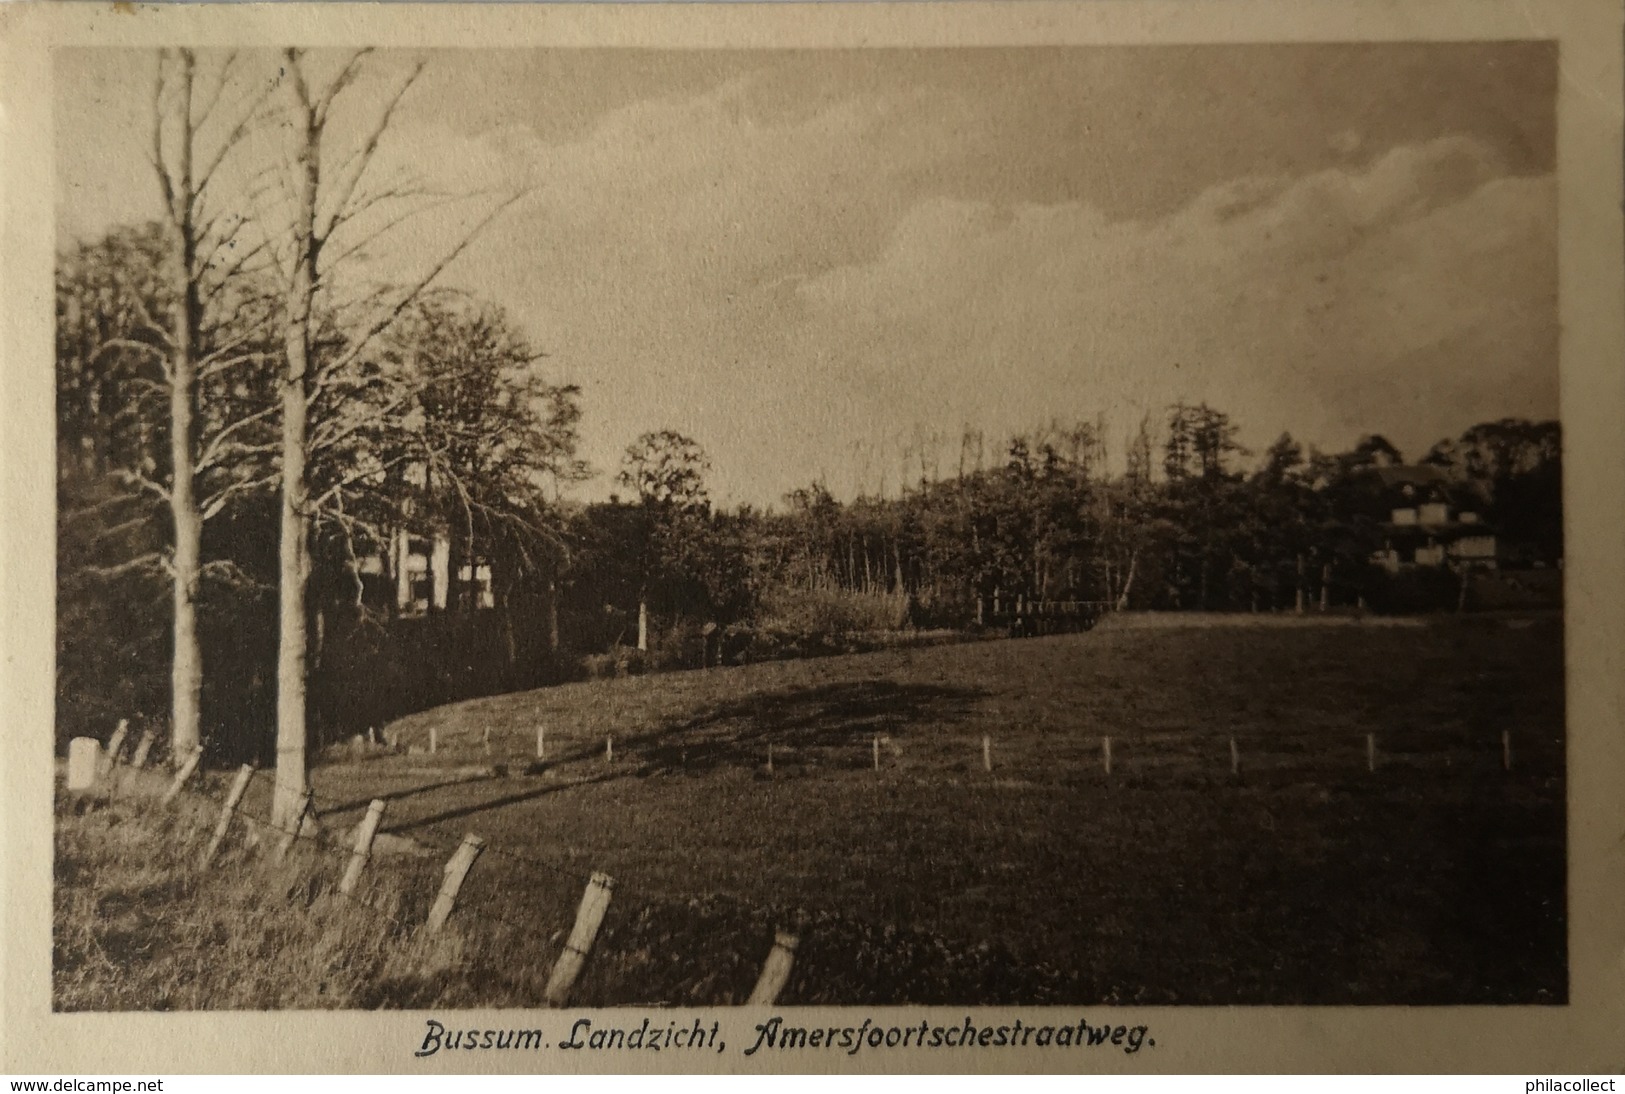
[338,799,388,897]
[160,746,205,807]
[129,729,156,770]
[544,872,615,1007]
[766,743,774,775]
[201,764,256,866]
[426,834,486,933]
[872,735,880,771]
[606,735,614,763]
[746,930,800,1005]
[101,720,129,778]
[273,789,316,864]
[982,735,992,773]
[1502,730,1512,772]
[1230,736,1240,777]
[1102,735,1113,776]
[536,725,546,760]
[1366,733,1376,773]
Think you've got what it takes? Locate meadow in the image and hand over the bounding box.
[55,613,1566,1008]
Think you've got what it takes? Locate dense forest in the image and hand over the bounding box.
[57,213,1563,761]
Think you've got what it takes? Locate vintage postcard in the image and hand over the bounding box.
[2,0,1622,1075]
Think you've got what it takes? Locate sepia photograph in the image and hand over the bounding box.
[5,0,1624,1076]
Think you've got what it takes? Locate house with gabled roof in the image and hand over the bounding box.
[1369,465,1497,572]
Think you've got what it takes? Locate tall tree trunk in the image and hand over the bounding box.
[547,577,561,654]
[272,63,319,829]
[502,591,518,667]
[1115,551,1138,612]
[164,54,204,763]
[1295,553,1306,615]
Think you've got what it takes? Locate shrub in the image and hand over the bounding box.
[580,645,648,680]
[755,585,910,636]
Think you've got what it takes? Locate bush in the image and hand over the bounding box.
[756,585,910,635]
[581,645,648,680]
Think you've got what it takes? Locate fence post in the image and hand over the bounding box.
[129,729,156,770]
[1102,736,1113,776]
[1502,730,1512,772]
[201,764,256,866]
[746,930,800,1005]
[160,746,205,807]
[338,799,388,897]
[273,789,316,864]
[544,872,615,1007]
[606,735,614,764]
[426,834,486,933]
[766,743,774,775]
[1230,736,1240,777]
[429,726,438,755]
[1366,733,1376,773]
[101,720,129,778]
[982,735,992,773]
[536,725,546,760]
[872,735,880,772]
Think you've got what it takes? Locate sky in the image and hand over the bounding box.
[56,43,1559,508]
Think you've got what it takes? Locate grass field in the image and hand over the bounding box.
[56,612,1566,1008]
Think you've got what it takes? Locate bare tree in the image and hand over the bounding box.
[140,49,280,762]
[265,49,522,827]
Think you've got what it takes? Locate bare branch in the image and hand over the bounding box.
[309,451,417,513]
[313,189,529,388]
[195,402,281,473]
[193,69,280,206]
[312,48,373,131]
[111,468,171,503]
[199,472,278,521]
[196,322,275,375]
[78,551,170,582]
[319,189,473,274]
[150,52,179,227]
[58,491,152,527]
[315,60,425,244]
[198,236,276,308]
[189,49,239,132]
[199,557,273,592]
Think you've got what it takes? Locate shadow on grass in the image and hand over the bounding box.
[316,773,505,818]
[630,678,987,774]
[377,680,986,835]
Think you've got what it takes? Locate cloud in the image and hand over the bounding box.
[54,50,1553,507]
[788,135,1555,481]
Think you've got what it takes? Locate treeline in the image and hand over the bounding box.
[58,184,1561,766]
[562,407,1563,663]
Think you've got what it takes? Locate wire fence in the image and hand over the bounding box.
[58,710,1564,1009]
[61,735,818,1008]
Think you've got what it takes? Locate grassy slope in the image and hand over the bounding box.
[58,614,1566,1007]
[308,614,1565,1005]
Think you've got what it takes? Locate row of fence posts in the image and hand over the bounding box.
[68,724,804,1008]
[839,729,1523,777]
[73,713,1529,988]
[399,717,1522,781]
